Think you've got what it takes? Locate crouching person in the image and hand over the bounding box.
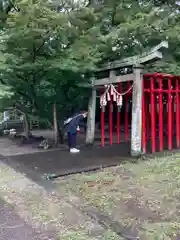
[64,111,88,153]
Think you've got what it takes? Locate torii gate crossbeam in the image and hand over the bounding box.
[86,41,168,157]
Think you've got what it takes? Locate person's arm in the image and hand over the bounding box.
[76,114,84,124]
[76,112,88,127]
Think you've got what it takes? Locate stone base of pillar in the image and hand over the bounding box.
[85,143,94,148]
[131,149,142,157]
[85,141,95,146]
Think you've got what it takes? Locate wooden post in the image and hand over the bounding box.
[131,64,143,157]
[86,87,97,145]
[53,103,59,145]
[3,111,9,121]
[109,70,115,144]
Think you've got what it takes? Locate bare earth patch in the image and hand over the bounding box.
[54,153,180,239]
[0,139,180,239]
[0,161,121,240]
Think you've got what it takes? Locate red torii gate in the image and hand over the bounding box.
[85,41,179,157]
[142,72,180,153]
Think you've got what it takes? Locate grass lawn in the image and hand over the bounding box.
[55,153,180,239]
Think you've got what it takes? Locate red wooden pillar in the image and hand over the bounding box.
[109,92,113,145]
[124,82,129,142]
[158,77,163,151]
[101,107,105,147]
[100,88,105,147]
[167,77,172,150]
[145,96,150,140]
[116,83,121,144]
[150,76,156,152]
[144,77,150,140]
[142,78,146,153]
[172,95,175,136]
[176,78,180,147]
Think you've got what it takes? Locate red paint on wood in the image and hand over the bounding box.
[176,78,180,147]
[101,109,105,147]
[116,83,121,144]
[100,88,105,147]
[116,110,120,144]
[145,97,150,140]
[124,82,129,142]
[144,89,179,93]
[144,79,150,140]
[172,95,175,136]
[167,77,172,150]
[150,77,156,153]
[158,78,163,151]
[109,92,113,145]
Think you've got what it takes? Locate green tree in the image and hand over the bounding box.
[89,0,180,73]
[0,0,102,139]
[1,0,180,141]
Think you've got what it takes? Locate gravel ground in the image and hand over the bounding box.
[0,198,55,240]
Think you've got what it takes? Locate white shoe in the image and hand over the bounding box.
[70,148,80,153]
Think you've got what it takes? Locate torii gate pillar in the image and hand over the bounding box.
[86,87,96,145]
[131,64,143,157]
[82,41,168,153]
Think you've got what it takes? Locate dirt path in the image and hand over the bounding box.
[0,198,55,240]
[1,133,180,239]
[0,160,121,240]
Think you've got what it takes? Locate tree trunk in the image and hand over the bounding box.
[58,122,64,144]
[23,113,31,139]
[53,103,59,145]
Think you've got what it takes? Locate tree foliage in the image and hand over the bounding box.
[0,0,180,127]
[0,0,101,121]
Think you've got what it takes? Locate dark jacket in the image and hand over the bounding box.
[64,113,84,134]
